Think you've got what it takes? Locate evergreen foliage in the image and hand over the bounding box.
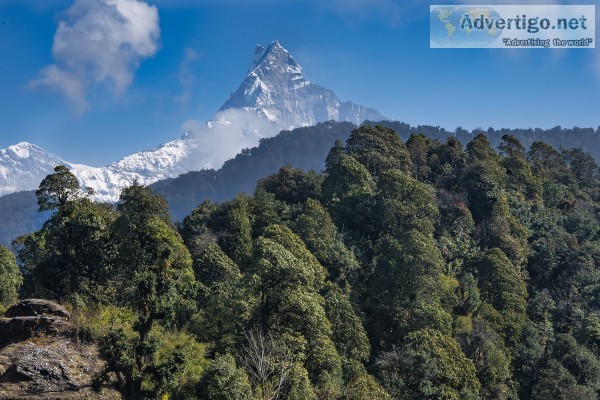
[10,124,600,399]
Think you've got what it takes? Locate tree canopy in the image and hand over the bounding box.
[12,124,600,399]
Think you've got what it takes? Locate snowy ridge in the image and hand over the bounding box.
[0,41,384,202]
[71,139,196,201]
[0,140,193,201]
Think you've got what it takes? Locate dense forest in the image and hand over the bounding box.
[1,124,600,399]
[1,120,599,248]
[152,121,600,220]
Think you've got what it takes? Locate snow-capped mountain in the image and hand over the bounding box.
[0,142,68,197]
[0,41,384,202]
[70,139,197,201]
[0,140,196,201]
[220,41,384,128]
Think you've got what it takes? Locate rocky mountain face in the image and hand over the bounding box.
[0,41,384,202]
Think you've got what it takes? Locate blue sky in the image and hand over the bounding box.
[0,0,599,166]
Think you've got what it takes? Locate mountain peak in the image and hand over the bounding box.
[0,41,384,201]
[221,41,384,128]
[247,41,302,77]
[4,142,44,159]
[249,41,283,69]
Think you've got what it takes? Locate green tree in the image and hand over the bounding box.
[429,136,467,191]
[456,272,481,315]
[238,329,294,400]
[373,169,439,238]
[499,134,541,202]
[467,133,500,162]
[528,141,574,185]
[251,188,292,237]
[406,133,435,182]
[257,165,322,204]
[321,283,370,381]
[325,139,346,171]
[436,190,479,276]
[477,248,527,316]
[36,165,83,212]
[250,225,343,398]
[512,321,546,398]
[461,134,508,222]
[482,192,529,267]
[179,200,217,248]
[0,245,22,306]
[476,248,528,343]
[115,185,194,338]
[17,176,117,303]
[367,232,455,348]
[527,289,556,352]
[463,318,516,399]
[103,184,195,398]
[321,154,374,246]
[197,354,253,400]
[562,148,599,199]
[340,374,390,400]
[210,195,254,267]
[188,241,247,352]
[376,328,480,400]
[532,359,596,400]
[292,199,360,288]
[552,334,600,394]
[345,125,412,177]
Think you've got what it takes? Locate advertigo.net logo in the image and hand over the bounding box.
[430,5,595,48]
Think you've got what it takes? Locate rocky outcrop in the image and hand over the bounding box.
[0,299,120,399]
[0,316,72,347]
[0,300,73,348]
[5,299,70,319]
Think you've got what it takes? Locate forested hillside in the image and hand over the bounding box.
[370,121,600,162]
[152,121,600,220]
[150,121,357,219]
[1,120,599,248]
[2,125,599,399]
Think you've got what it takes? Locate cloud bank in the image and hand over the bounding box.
[179,108,280,171]
[29,0,160,112]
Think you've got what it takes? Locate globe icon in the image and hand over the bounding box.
[431,6,503,47]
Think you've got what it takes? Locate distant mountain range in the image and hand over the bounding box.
[0,41,384,202]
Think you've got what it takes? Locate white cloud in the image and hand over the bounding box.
[30,65,88,113]
[180,108,280,171]
[175,47,200,105]
[29,0,160,112]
